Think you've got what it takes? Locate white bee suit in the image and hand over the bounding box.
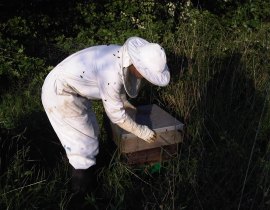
[41,37,170,170]
[42,45,129,169]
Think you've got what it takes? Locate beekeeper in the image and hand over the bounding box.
[41,36,170,193]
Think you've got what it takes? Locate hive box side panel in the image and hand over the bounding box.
[121,130,182,153]
[124,144,179,165]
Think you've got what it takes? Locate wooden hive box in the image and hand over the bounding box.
[111,104,184,164]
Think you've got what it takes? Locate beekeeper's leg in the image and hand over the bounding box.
[44,100,99,193]
[63,110,99,194]
[59,102,100,194]
[41,74,99,193]
[56,99,99,170]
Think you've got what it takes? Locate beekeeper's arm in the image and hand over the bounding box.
[98,75,156,143]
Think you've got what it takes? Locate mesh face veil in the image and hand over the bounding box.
[120,44,142,98]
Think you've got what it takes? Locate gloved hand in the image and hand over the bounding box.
[138,125,157,143]
[120,93,136,110]
[117,115,157,143]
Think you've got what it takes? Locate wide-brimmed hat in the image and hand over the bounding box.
[125,37,170,86]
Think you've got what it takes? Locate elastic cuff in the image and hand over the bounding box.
[68,154,96,169]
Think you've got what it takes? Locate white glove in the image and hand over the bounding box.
[117,115,157,143]
[120,94,136,110]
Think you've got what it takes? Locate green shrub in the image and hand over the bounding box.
[1,0,270,209]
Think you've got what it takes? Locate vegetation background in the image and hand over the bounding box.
[0,0,270,209]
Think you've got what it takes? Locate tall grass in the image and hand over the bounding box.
[1,8,270,210]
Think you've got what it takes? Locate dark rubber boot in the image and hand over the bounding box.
[71,169,90,194]
[68,166,97,209]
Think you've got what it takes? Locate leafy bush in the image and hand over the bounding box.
[0,0,270,209]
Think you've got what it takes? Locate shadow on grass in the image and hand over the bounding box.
[196,53,268,209]
[0,110,66,175]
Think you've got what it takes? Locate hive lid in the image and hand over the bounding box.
[121,104,184,139]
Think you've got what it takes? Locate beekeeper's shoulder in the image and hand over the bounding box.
[94,44,121,61]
